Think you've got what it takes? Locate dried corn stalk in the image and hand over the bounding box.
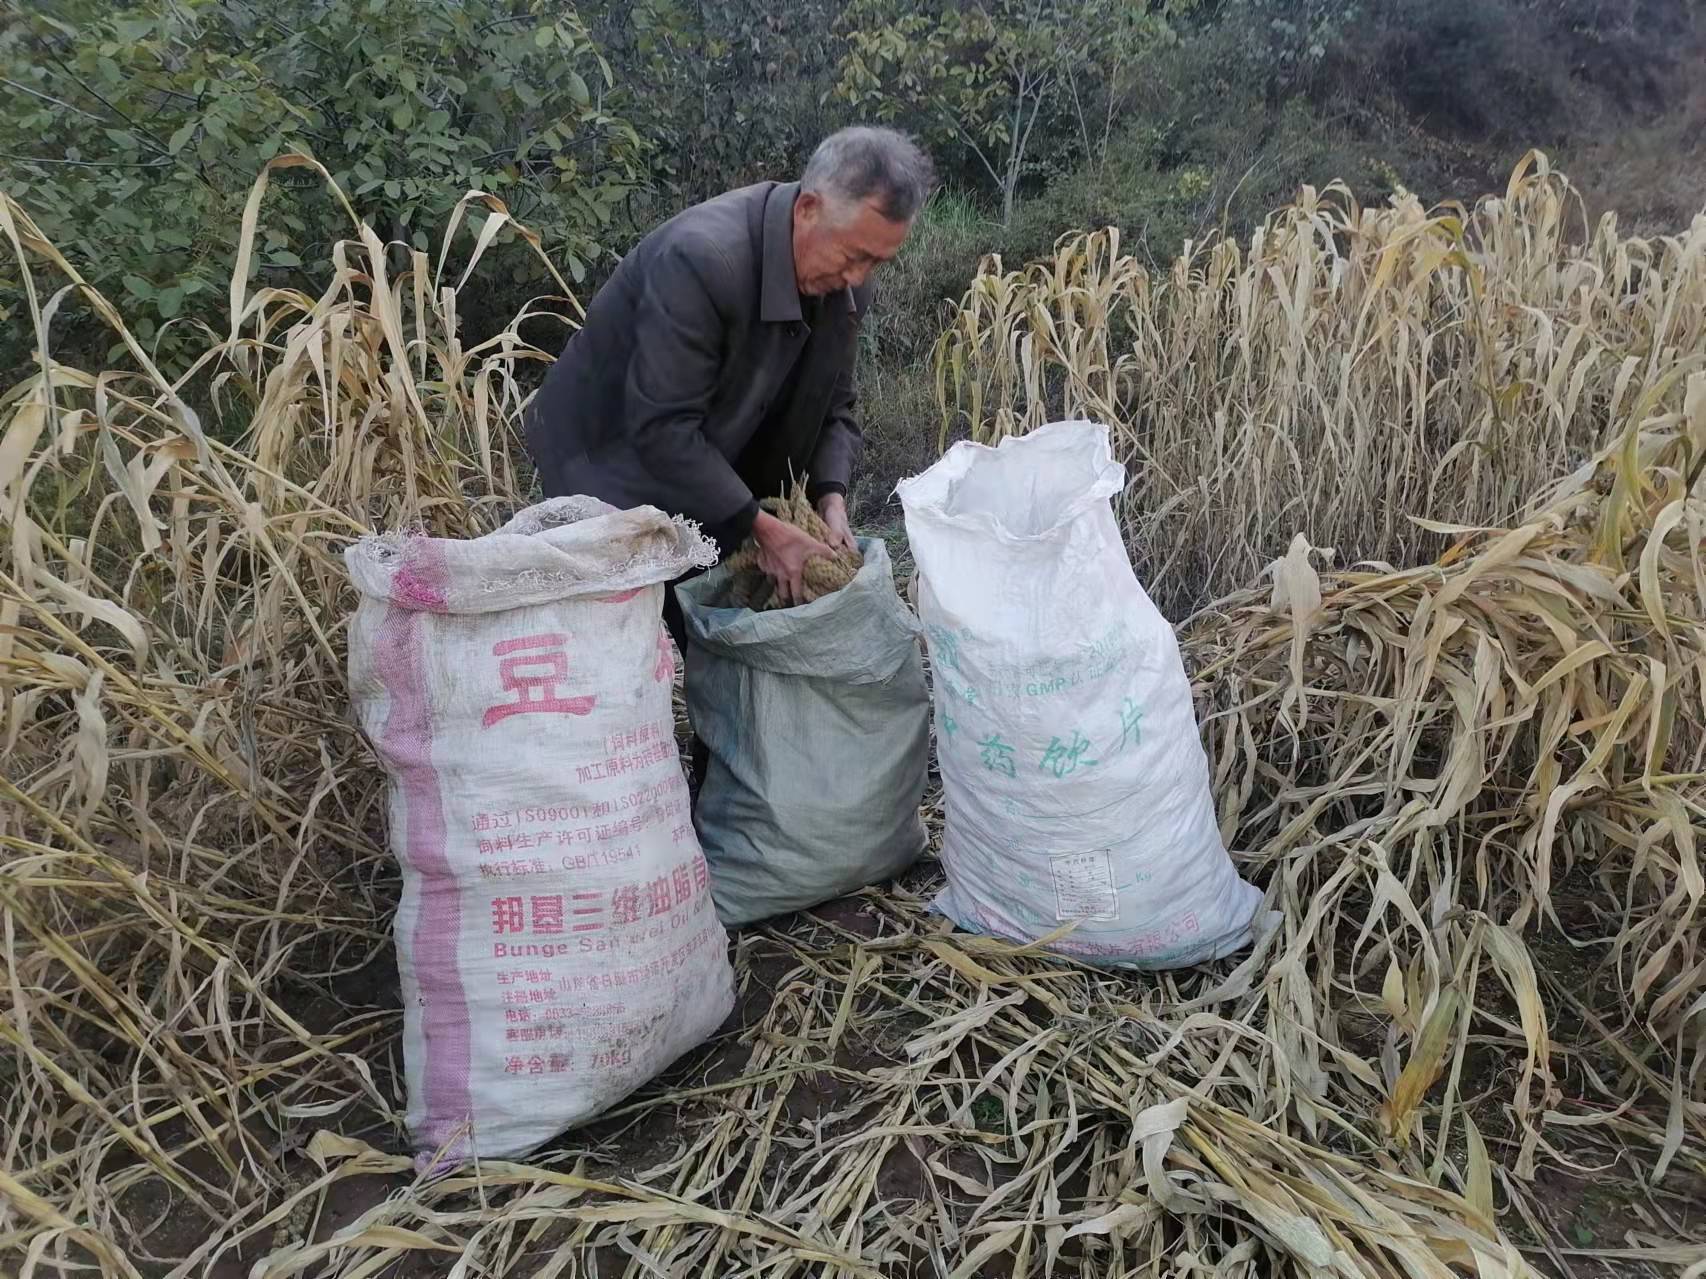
[935,150,1706,617]
[1175,379,1706,1185]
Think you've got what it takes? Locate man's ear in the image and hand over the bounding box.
[795,189,824,225]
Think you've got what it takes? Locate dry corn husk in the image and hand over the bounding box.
[719,481,861,609]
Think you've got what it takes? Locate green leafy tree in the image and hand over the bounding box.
[1,0,645,369]
[834,0,1187,225]
[592,0,845,207]
[1225,0,1363,94]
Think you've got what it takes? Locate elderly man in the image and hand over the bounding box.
[524,126,934,657]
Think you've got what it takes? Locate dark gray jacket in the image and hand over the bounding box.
[524,181,868,539]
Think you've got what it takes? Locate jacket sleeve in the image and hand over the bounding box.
[807,351,864,501]
[625,235,760,533]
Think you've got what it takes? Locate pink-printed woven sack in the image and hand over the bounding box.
[345,497,732,1163]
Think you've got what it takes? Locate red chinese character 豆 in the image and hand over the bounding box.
[482,634,598,728]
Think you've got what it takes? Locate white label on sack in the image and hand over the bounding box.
[1050,851,1118,922]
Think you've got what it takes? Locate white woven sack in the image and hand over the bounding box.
[346,497,733,1163]
[898,422,1264,969]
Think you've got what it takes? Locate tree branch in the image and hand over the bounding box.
[0,76,107,122]
[1102,50,1125,171]
[30,37,177,161]
[926,94,1003,192]
[1065,65,1091,167]
[256,12,340,61]
[2,153,174,169]
[1008,67,1050,194]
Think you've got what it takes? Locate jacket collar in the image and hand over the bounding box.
[761,182,804,324]
[760,181,857,323]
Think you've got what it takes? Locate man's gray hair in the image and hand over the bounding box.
[802,127,935,223]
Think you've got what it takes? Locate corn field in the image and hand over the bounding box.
[2,154,1704,1277]
[936,152,1706,619]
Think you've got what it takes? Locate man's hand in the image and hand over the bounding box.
[815,492,857,555]
[753,510,835,606]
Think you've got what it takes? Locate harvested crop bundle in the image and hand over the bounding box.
[720,482,862,610]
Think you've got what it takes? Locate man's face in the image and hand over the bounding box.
[792,191,912,297]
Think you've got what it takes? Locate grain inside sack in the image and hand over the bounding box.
[719,483,862,610]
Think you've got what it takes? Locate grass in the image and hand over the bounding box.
[3,152,1705,1277]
